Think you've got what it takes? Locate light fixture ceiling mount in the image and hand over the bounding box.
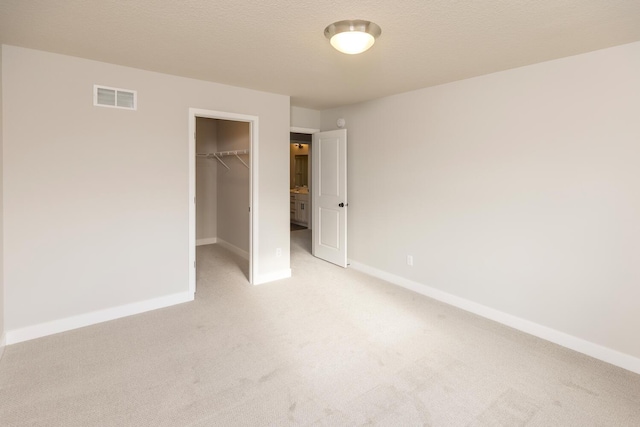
[324,20,382,55]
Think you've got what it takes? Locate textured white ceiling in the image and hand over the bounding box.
[1,0,640,109]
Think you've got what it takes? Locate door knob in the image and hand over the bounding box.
[339,203,348,207]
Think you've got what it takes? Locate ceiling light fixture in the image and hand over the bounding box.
[324,20,382,55]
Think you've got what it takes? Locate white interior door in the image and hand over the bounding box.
[312,129,347,267]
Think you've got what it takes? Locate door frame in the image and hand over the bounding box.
[189,108,259,291]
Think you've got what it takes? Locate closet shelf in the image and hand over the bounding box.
[196,149,249,170]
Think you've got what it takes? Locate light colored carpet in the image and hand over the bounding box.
[1,229,639,426]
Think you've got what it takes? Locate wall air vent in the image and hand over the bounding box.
[93,85,137,110]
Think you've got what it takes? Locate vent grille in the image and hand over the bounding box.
[94,85,137,110]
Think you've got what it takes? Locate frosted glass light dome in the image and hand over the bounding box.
[330,31,376,55]
[324,20,382,55]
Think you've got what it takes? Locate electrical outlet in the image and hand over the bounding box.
[276,248,282,257]
[407,255,413,266]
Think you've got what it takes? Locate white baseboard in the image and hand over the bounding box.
[0,332,6,361]
[254,269,292,285]
[6,291,194,345]
[196,237,218,246]
[216,238,249,260]
[349,261,640,375]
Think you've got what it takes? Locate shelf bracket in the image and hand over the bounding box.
[235,153,249,169]
[213,153,230,170]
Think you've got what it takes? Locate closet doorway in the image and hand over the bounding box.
[189,109,258,291]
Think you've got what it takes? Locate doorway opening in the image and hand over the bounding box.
[189,109,258,291]
[288,126,348,267]
[289,129,316,255]
[290,132,312,232]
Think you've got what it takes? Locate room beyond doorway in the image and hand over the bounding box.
[289,128,316,254]
[290,132,311,233]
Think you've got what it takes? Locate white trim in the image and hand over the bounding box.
[189,108,259,286]
[0,333,6,361]
[290,126,319,134]
[350,261,640,375]
[196,237,218,246]
[254,269,292,285]
[189,111,196,293]
[251,119,259,285]
[216,238,249,260]
[5,291,194,345]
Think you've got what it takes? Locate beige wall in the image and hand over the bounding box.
[0,45,5,352]
[290,106,320,130]
[2,45,290,332]
[196,118,217,241]
[216,120,250,252]
[321,41,640,361]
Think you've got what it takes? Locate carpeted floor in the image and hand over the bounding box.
[1,229,639,426]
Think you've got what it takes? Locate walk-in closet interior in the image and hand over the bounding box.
[196,117,250,279]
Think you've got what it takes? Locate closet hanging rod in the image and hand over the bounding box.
[196,149,249,169]
[195,149,249,157]
[221,149,249,156]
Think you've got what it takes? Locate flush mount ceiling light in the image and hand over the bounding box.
[324,20,382,55]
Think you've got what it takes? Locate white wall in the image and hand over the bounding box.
[291,106,321,130]
[321,41,640,365]
[2,45,290,336]
[196,118,217,242]
[216,120,250,253]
